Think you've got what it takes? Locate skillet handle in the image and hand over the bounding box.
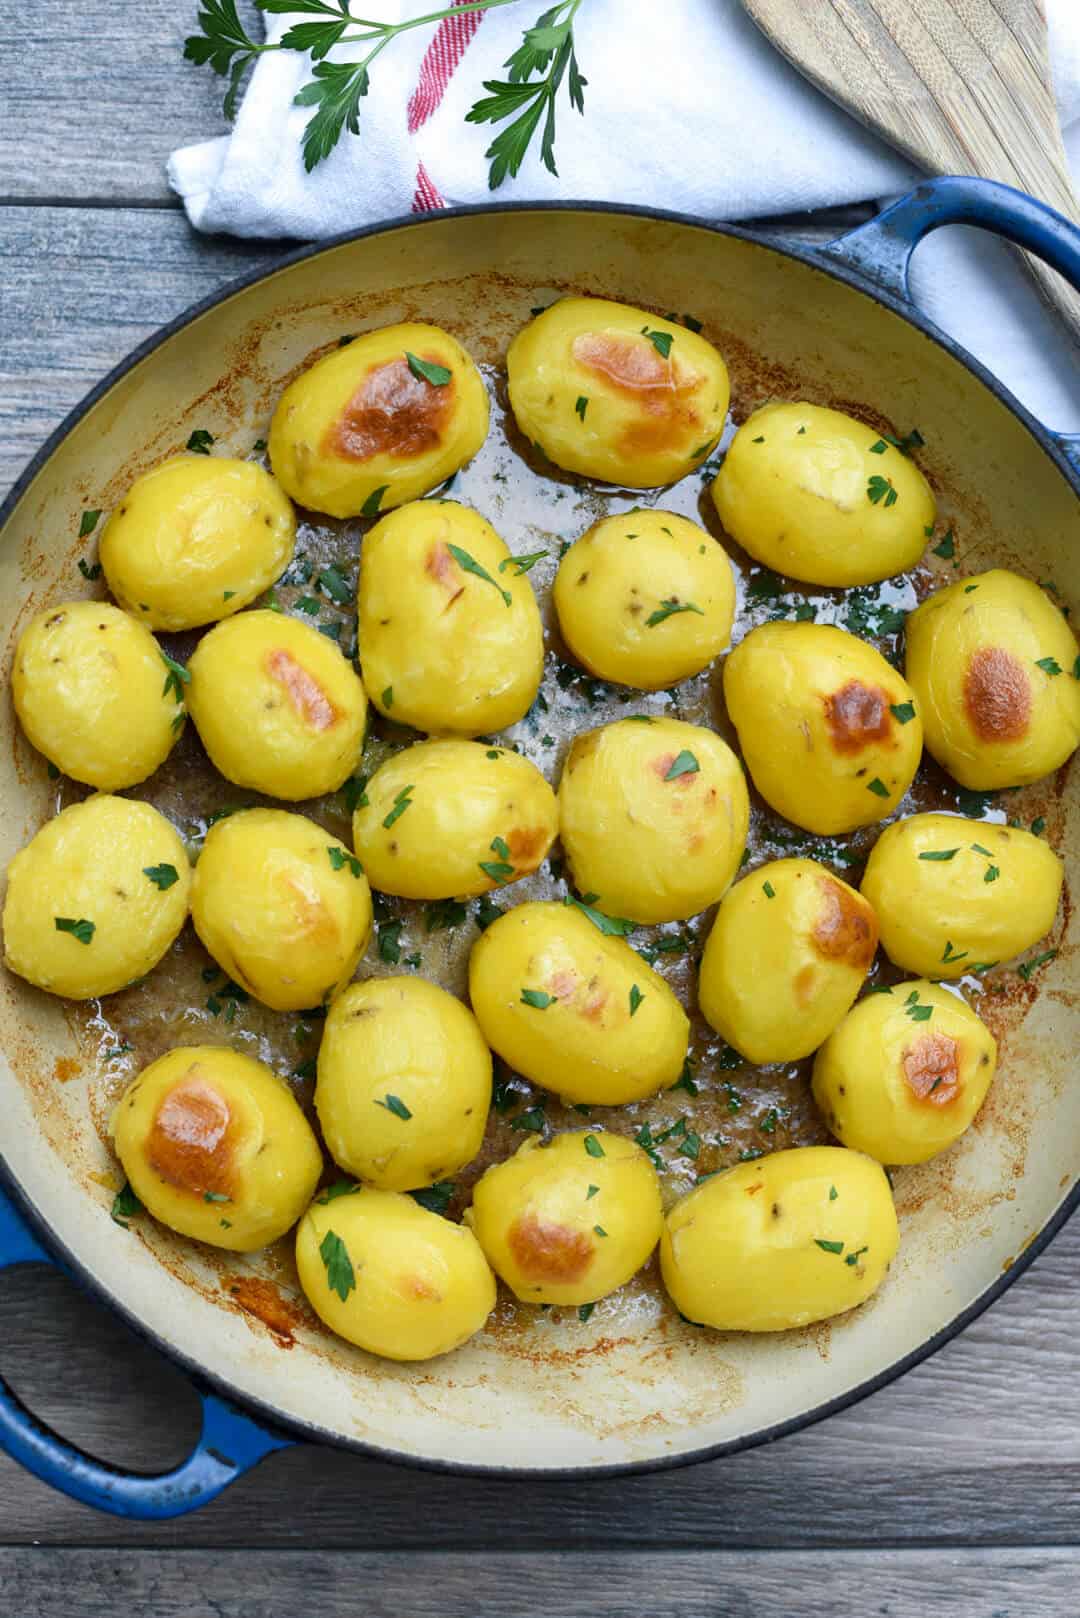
[0,1179,292,1519]
[823,175,1080,473]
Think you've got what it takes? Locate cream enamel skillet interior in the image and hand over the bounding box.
[0,188,1078,1483]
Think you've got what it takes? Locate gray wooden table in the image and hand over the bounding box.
[2,5,1078,1613]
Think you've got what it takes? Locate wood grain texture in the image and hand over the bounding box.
[2,1546,1080,1616]
[739,0,1080,343]
[0,0,231,206]
[0,1219,1078,1549]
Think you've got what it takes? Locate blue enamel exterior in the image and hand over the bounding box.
[0,173,1078,1519]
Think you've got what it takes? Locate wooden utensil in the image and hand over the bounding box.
[738,0,1080,344]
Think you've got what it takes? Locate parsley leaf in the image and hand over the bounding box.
[186,428,215,455]
[361,485,389,517]
[918,848,959,862]
[319,1228,356,1302]
[814,1238,844,1255]
[867,474,898,507]
[143,863,180,890]
[584,1134,605,1158]
[1035,657,1063,677]
[866,777,890,798]
[564,893,634,937]
[110,1181,142,1228]
[640,327,673,358]
[447,543,512,607]
[932,530,956,559]
[410,1181,455,1216]
[664,749,699,781]
[327,846,364,879]
[405,351,452,386]
[889,701,916,724]
[499,550,547,575]
[521,988,556,1009]
[375,1093,412,1120]
[645,597,705,628]
[55,917,94,945]
[160,651,190,704]
[79,509,102,538]
[465,6,588,190]
[316,564,353,605]
[628,985,644,1017]
[377,919,403,964]
[382,784,414,829]
[1018,949,1057,982]
[575,395,588,420]
[762,880,776,898]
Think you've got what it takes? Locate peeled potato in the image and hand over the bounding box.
[905,568,1080,789]
[467,1131,663,1306]
[3,795,190,999]
[507,298,730,486]
[860,812,1063,978]
[191,808,372,1012]
[699,858,878,1063]
[468,900,689,1106]
[812,980,997,1164]
[553,509,736,689]
[660,1145,899,1331]
[557,717,749,924]
[295,1187,495,1361]
[12,601,182,789]
[724,621,923,834]
[99,455,296,631]
[186,609,367,800]
[352,738,557,900]
[112,1045,322,1251]
[315,977,491,1191]
[269,323,489,518]
[358,500,543,734]
[711,403,936,586]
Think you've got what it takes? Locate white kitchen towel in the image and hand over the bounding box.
[169,0,1080,429]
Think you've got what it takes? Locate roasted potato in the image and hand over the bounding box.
[860,812,1063,978]
[553,509,736,689]
[723,622,922,834]
[660,1145,899,1331]
[711,403,936,586]
[315,977,491,1191]
[99,455,296,631]
[3,795,190,999]
[186,609,367,800]
[905,568,1080,789]
[506,298,730,487]
[557,717,749,924]
[295,1187,495,1360]
[191,808,372,1012]
[112,1045,322,1251]
[468,900,689,1105]
[812,980,997,1164]
[358,500,543,734]
[698,858,878,1063]
[12,601,182,789]
[352,738,557,900]
[269,323,489,518]
[467,1131,663,1306]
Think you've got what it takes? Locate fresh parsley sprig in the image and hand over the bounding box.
[184,0,589,184]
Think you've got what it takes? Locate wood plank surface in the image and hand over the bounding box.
[1,1546,1079,1616]
[0,1,227,206]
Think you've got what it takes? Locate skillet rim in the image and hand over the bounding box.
[1,197,1077,1480]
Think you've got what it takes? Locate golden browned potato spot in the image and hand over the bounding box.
[327,353,454,463]
[963,646,1032,743]
[723,622,923,834]
[812,979,998,1164]
[268,322,489,518]
[186,610,367,800]
[905,569,1080,789]
[147,1071,238,1199]
[698,858,878,1065]
[467,1131,663,1306]
[506,298,729,487]
[113,1045,323,1251]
